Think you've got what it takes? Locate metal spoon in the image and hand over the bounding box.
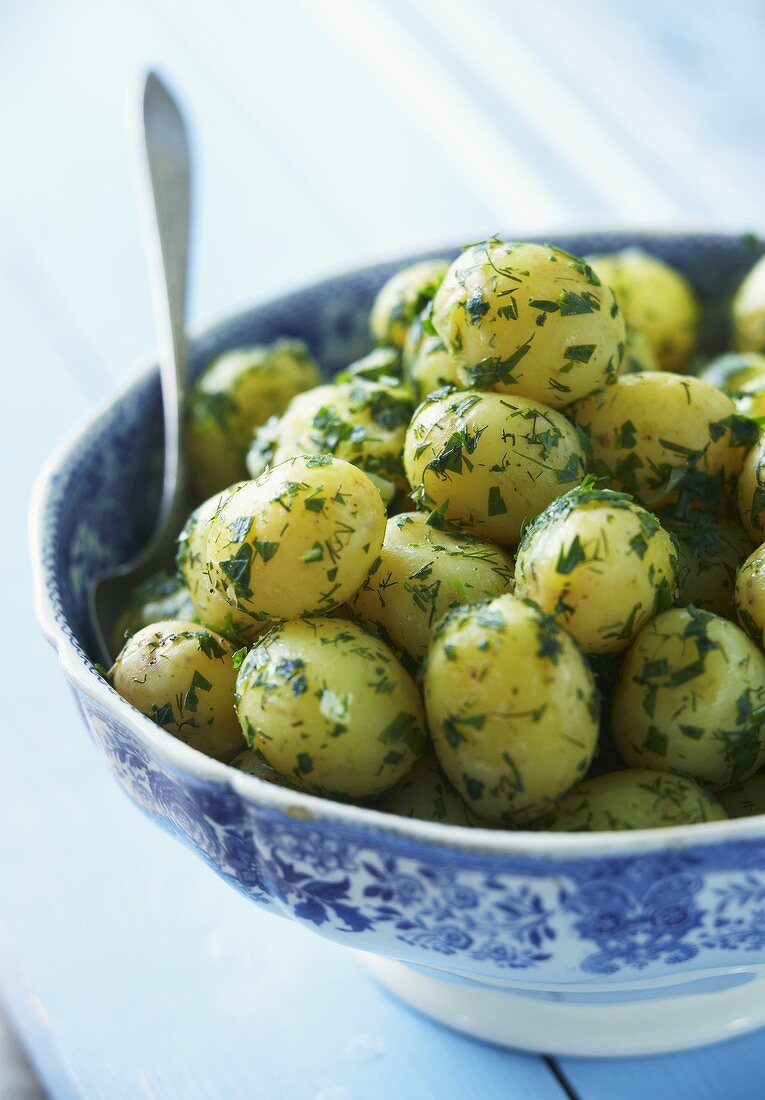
[90,71,192,667]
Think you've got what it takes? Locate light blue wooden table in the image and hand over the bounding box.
[2,2,765,1095]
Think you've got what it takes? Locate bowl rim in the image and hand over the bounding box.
[30,238,765,862]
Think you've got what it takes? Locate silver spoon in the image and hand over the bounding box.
[90,71,192,667]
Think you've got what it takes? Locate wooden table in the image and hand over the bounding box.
[2,1,764,1095]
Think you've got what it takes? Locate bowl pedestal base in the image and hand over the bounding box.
[361,954,765,1057]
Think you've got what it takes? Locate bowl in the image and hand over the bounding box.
[31,231,765,1058]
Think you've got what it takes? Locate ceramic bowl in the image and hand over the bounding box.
[31,231,765,1057]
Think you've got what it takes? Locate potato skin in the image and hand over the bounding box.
[540,769,725,831]
[404,388,587,546]
[737,429,765,543]
[612,607,765,791]
[515,487,679,654]
[246,379,415,498]
[176,484,269,644]
[431,240,624,408]
[424,594,598,825]
[571,372,755,513]
[376,754,477,825]
[351,512,514,661]
[110,620,243,761]
[662,513,754,620]
[587,248,699,371]
[732,253,765,353]
[188,340,320,498]
[370,259,450,349]
[206,456,386,622]
[620,328,660,374]
[718,774,765,819]
[403,317,462,399]
[235,617,426,799]
[736,545,765,645]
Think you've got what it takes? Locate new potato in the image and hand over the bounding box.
[572,372,754,513]
[110,620,243,761]
[514,486,679,654]
[370,259,450,349]
[246,379,414,499]
[351,512,515,661]
[432,240,625,407]
[188,339,320,498]
[737,429,765,543]
[207,456,386,621]
[587,248,699,371]
[736,545,765,644]
[541,769,725,831]
[424,594,599,825]
[236,617,426,799]
[613,607,765,790]
[404,388,587,545]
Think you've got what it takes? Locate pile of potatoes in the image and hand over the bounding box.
[109,239,765,832]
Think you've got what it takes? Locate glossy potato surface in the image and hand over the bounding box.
[424,594,598,825]
[207,456,386,621]
[247,379,414,498]
[613,607,765,790]
[110,620,243,761]
[431,240,625,407]
[351,512,514,661]
[572,372,753,512]
[404,388,587,545]
[236,617,426,799]
[188,339,320,497]
[515,487,679,654]
[541,769,726,831]
[370,259,450,348]
[588,248,699,371]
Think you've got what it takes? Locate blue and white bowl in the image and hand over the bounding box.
[31,232,765,1057]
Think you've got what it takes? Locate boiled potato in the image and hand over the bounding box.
[188,340,320,498]
[587,248,699,371]
[110,620,243,761]
[737,429,765,543]
[718,774,765,818]
[246,379,414,501]
[572,372,755,513]
[376,754,477,825]
[207,456,386,621]
[699,350,765,421]
[732,253,765,353]
[370,259,450,348]
[335,346,401,384]
[424,593,598,825]
[514,486,679,654]
[620,328,660,374]
[230,748,304,791]
[176,484,270,644]
[431,240,624,407]
[113,571,194,651]
[351,512,514,661]
[662,513,753,619]
[736,545,765,644]
[402,316,462,398]
[613,606,765,790]
[404,388,587,545]
[540,769,725,832]
[235,617,426,799]
[699,350,765,393]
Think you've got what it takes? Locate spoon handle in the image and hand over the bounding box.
[138,70,192,537]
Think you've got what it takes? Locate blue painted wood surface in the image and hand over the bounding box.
[2,1,765,1096]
